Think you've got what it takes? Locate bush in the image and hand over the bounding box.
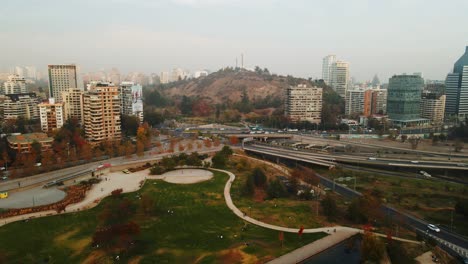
[266,179,288,199]
[321,193,338,221]
[252,167,267,188]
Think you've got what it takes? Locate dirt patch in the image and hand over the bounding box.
[82,250,110,264]
[253,189,267,202]
[54,228,79,244]
[128,255,143,264]
[218,248,243,263]
[54,228,91,257]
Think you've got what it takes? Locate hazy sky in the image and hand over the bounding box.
[1,0,468,82]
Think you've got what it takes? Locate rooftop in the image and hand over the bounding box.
[7,133,54,144]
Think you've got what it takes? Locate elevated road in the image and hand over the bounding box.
[245,144,468,171]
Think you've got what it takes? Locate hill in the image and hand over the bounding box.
[161,68,334,105]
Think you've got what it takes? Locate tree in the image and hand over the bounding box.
[266,179,288,199]
[243,174,255,197]
[121,115,140,136]
[455,199,468,217]
[321,193,338,221]
[408,136,420,150]
[251,167,267,188]
[361,232,385,263]
[454,140,464,152]
[180,96,193,115]
[229,136,239,145]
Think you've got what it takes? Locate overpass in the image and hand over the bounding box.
[245,143,468,172]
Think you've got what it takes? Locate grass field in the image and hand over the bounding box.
[229,155,327,229]
[0,170,325,263]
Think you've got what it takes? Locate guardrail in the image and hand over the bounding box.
[43,170,93,188]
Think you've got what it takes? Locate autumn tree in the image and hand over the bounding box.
[229,136,239,145]
[361,232,385,263]
[192,99,213,117]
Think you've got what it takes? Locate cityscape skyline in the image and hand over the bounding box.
[1,0,467,82]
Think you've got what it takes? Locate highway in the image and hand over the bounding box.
[244,143,468,171]
[243,143,468,256]
[0,144,221,192]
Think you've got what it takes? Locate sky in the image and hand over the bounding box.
[1,0,468,82]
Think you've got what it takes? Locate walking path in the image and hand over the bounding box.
[0,158,420,263]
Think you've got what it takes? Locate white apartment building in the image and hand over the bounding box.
[160,71,170,84]
[322,55,336,85]
[285,85,323,124]
[3,93,39,120]
[345,88,367,116]
[48,64,81,103]
[3,74,27,94]
[330,61,349,98]
[83,82,121,144]
[120,82,144,122]
[420,91,446,124]
[62,88,84,124]
[38,98,65,133]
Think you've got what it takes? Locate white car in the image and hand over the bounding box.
[411,160,419,164]
[427,224,440,232]
[368,157,377,161]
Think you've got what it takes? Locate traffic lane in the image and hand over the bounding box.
[384,206,468,249]
[317,172,468,249]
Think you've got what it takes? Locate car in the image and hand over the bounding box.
[35,163,42,167]
[1,176,8,180]
[457,163,466,167]
[368,157,377,160]
[411,160,419,164]
[427,224,440,232]
[0,167,5,171]
[122,169,130,174]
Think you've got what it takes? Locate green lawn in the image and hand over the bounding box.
[229,156,325,228]
[0,170,325,263]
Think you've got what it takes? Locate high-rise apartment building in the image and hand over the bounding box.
[444,46,468,120]
[38,98,65,133]
[387,74,428,127]
[3,93,39,120]
[120,82,144,122]
[160,72,170,84]
[345,88,366,116]
[83,82,121,144]
[420,91,446,125]
[285,85,322,124]
[3,74,27,94]
[62,88,84,124]
[371,89,387,115]
[322,55,336,85]
[48,64,80,103]
[330,61,349,98]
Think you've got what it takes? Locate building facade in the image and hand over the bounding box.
[330,61,349,98]
[120,82,144,122]
[83,82,121,144]
[3,93,39,120]
[160,71,170,84]
[420,91,446,124]
[345,88,366,116]
[38,98,65,133]
[7,133,53,154]
[48,64,80,103]
[387,74,428,127]
[322,55,336,85]
[445,46,468,120]
[285,85,322,124]
[3,74,27,94]
[62,88,84,124]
